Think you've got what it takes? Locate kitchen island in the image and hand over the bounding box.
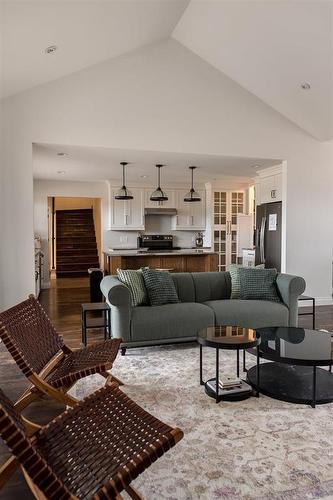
[103,249,218,274]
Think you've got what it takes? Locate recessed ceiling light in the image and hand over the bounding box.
[45,45,58,54]
[250,165,260,169]
[140,175,148,178]
[57,170,66,175]
[301,82,311,90]
[57,152,68,156]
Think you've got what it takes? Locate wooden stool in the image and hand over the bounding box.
[81,302,111,346]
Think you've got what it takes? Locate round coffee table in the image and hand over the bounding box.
[247,326,333,408]
[197,325,260,403]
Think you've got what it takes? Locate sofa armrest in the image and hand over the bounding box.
[276,274,306,326]
[100,276,131,342]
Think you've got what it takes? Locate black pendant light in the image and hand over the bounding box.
[184,166,201,202]
[150,164,168,201]
[115,162,133,200]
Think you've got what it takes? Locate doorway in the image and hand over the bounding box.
[48,197,102,283]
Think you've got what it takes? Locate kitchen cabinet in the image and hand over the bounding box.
[172,190,206,230]
[255,172,282,205]
[110,187,205,231]
[110,188,144,230]
[144,189,176,208]
[213,190,245,272]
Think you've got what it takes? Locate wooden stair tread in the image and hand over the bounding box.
[56,209,99,278]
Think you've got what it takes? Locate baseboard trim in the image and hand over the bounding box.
[299,297,333,307]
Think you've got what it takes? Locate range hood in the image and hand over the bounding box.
[144,207,177,216]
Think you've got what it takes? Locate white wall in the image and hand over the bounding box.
[2,39,333,308]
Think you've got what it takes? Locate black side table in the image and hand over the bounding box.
[197,325,260,403]
[81,302,111,346]
[298,295,315,329]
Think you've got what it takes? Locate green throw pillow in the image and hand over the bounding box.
[142,268,180,306]
[238,267,280,302]
[117,269,148,307]
[229,264,242,299]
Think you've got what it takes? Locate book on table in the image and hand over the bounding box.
[206,379,251,395]
[218,377,242,388]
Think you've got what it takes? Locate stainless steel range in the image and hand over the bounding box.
[137,235,179,252]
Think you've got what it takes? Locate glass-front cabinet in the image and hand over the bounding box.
[213,190,244,272]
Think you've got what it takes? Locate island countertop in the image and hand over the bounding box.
[103,249,218,274]
[103,248,216,257]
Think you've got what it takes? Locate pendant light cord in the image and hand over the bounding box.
[122,163,125,188]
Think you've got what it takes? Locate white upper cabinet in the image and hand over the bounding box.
[172,190,206,230]
[110,187,206,231]
[144,189,176,209]
[255,167,282,205]
[110,188,144,230]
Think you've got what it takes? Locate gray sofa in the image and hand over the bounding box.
[100,271,305,352]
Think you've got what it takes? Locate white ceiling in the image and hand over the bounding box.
[173,1,333,141]
[2,1,332,140]
[1,0,189,98]
[33,143,280,183]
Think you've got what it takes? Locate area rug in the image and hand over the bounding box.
[70,344,333,499]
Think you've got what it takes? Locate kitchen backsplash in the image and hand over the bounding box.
[104,215,199,249]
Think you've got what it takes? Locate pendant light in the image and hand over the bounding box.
[184,166,201,202]
[150,164,168,201]
[115,162,133,200]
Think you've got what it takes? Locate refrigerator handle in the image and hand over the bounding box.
[255,225,260,248]
[260,216,266,264]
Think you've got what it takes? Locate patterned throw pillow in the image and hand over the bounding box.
[229,264,242,299]
[238,267,280,302]
[117,269,148,307]
[141,268,180,306]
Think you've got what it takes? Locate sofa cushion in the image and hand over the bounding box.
[171,273,196,303]
[204,299,289,329]
[130,303,214,342]
[117,269,148,307]
[142,268,180,306]
[192,272,231,303]
[229,264,242,299]
[239,267,280,302]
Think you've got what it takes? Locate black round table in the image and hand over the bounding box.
[197,325,260,403]
[247,326,333,408]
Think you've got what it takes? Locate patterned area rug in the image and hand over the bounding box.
[70,344,333,499]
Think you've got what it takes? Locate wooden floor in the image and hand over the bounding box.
[0,277,332,498]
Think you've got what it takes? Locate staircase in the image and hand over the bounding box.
[56,209,99,278]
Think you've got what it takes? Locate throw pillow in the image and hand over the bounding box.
[229,264,242,299]
[141,268,180,306]
[117,269,148,307]
[238,267,280,302]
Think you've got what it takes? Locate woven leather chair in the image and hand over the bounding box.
[0,295,122,411]
[0,383,183,499]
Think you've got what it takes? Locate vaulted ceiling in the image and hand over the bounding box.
[0,0,189,98]
[173,1,333,141]
[2,1,332,141]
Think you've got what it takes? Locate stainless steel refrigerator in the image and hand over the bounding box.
[255,201,282,271]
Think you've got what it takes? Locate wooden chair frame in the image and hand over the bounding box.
[13,348,123,412]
